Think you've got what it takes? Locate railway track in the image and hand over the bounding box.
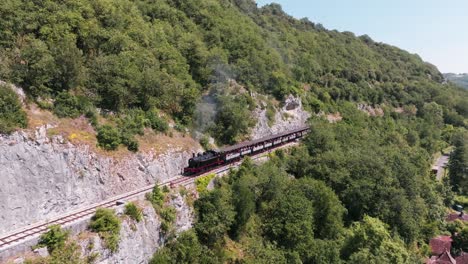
[0,141,297,252]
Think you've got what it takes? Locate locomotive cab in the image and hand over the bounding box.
[183,150,224,175]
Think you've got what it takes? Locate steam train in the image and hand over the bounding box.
[183,126,310,175]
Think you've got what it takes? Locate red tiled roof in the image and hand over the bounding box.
[446,213,468,222]
[456,252,468,264]
[430,236,453,255]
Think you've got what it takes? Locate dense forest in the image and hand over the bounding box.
[1,0,466,146]
[0,0,467,263]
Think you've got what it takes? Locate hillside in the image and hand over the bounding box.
[0,0,466,145]
[0,0,468,263]
[445,73,468,89]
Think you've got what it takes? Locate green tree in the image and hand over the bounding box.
[341,216,410,263]
[449,132,468,194]
[262,189,315,251]
[212,94,255,144]
[194,188,235,246]
[150,231,218,264]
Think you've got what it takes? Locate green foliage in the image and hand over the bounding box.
[25,242,84,264]
[0,0,466,146]
[96,125,121,151]
[146,109,169,133]
[89,208,121,252]
[194,187,236,246]
[146,184,176,233]
[449,131,468,195]
[452,227,468,255]
[262,188,315,250]
[265,104,276,126]
[159,206,176,233]
[53,92,81,118]
[146,184,165,207]
[341,216,411,263]
[0,84,27,134]
[37,225,69,253]
[150,231,219,264]
[124,202,142,222]
[454,195,468,208]
[211,94,256,144]
[194,173,216,194]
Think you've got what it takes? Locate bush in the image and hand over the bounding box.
[146,109,168,133]
[89,208,121,252]
[118,109,147,136]
[159,206,176,233]
[0,84,27,134]
[96,125,121,151]
[195,173,216,194]
[37,225,69,253]
[121,133,139,152]
[53,91,81,118]
[125,202,143,222]
[146,185,165,207]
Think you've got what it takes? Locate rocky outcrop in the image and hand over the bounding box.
[0,126,197,235]
[78,193,194,264]
[251,95,311,139]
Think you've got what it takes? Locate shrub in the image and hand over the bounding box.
[195,173,216,194]
[266,104,276,126]
[159,206,176,233]
[96,125,121,151]
[89,208,121,252]
[118,109,146,136]
[146,109,168,133]
[37,225,69,253]
[53,91,81,118]
[121,133,139,152]
[146,185,165,207]
[125,202,143,222]
[0,84,27,134]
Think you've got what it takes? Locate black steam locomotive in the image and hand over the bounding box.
[183,126,309,175]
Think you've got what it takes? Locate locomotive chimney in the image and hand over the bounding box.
[192,153,195,158]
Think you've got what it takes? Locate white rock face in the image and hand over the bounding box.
[0,127,196,235]
[251,95,311,139]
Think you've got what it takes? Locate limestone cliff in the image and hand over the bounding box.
[251,95,311,139]
[0,126,197,235]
